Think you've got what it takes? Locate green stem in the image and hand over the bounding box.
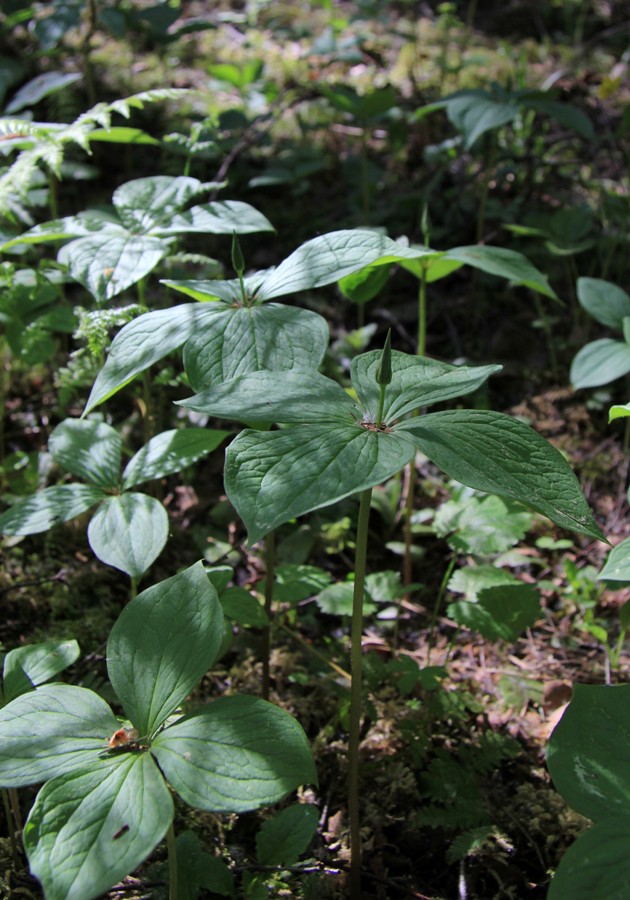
[476,140,497,245]
[360,127,370,225]
[417,263,428,358]
[129,577,138,601]
[375,383,387,429]
[533,293,558,382]
[348,487,372,899]
[262,530,276,702]
[167,820,178,900]
[427,556,456,664]
[2,788,18,864]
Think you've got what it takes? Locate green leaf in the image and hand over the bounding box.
[87,493,168,579]
[447,583,540,640]
[220,588,269,627]
[3,639,80,704]
[547,819,630,900]
[0,483,106,535]
[182,305,330,392]
[256,230,436,301]
[570,339,630,389]
[441,245,559,300]
[0,684,118,787]
[256,803,319,865]
[176,831,236,900]
[316,582,375,616]
[609,403,630,422]
[598,538,630,583]
[225,424,417,545]
[351,352,501,420]
[402,409,605,541]
[5,72,82,114]
[338,264,392,304]
[24,753,173,900]
[547,683,630,821]
[151,694,317,812]
[525,95,593,140]
[112,175,210,231]
[87,127,160,145]
[442,91,519,147]
[121,428,228,490]
[58,233,168,302]
[155,201,274,236]
[577,278,630,329]
[179,370,356,424]
[49,418,122,488]
[435,494,533,554]
[85,304,219,413]
[107,562,224,736]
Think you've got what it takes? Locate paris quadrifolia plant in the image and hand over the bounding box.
[0,563,316,900]
[176,334,604,897]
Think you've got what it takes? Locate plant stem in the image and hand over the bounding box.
[417,261,428,358]
[167,820,178,900]
[2,788,18,863]
[348,487,372,899]
[360,126,370,225]
[262,530,276,701]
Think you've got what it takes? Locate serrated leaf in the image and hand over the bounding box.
[448,583,540,640]
[122,428,228,489]
[402,409,604,541]
[59,233,168,302]
[85,304,219,413]
[24,753,173,900]
[0,483,106,535]
[3,639,80,703]
[570,339,630,389]
[226,424,418,544]
[547,683,630,822]
[577,278,630,329]
[87,494,168,579]
[49,418,122,487]
[107,562,224,735]
[256,803,319,865]
[182,304,330,392]
[151,695,317,812]
[0,684,118,787]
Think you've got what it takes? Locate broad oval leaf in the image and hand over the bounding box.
[155,200,274,236]
[87,493,167,580]
[122,427,228,490]
[577,277,630,329]
[3,639,81,703]
[401,409,604,540]
[59,233,168,302]
[0,684,118,787]
[441,245,559,300]
[179,370,356,424]
[351,351,501,421]
[447,583,540,641]
[570,338,630,389]
[256,229,436,301]
[24,753,173,900]
[113,175,208,231]
[85,303,219,413]
[547,683,630,822]
[226,424,418,545]
[182,304,330,392]
[0,483,106,535]
[49,418,122,487]
[547,819,630,900]
[598,537,630,583]
[256,803,319,865]
[151,694,317,812]
[107,561,224,736]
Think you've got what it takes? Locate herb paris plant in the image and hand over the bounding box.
[0,562,316,900]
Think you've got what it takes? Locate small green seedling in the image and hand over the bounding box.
[0,562,316,900]
[570,278,630,390]
[0,418,228,583]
